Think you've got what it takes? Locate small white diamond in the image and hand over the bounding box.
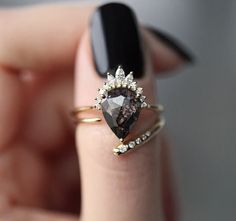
[128,141,135,149]
[125,72,134,84]
[136,87,143,94]
[99,88,107,96]
[140,95,146,102]
[107,73,115,81]
[145,131,151,137]
[141,102,148,108]
[116,79,122,87]
[95,97,102,109]
[103,83,110,90]
[113,148,120,154]
[141,134,147,141]
[122,81,128,87]
[115,67,125,80]
[95,97,101,102]
[119,145,128,153]
[108,79,116,88]
[135,138,142,145]
[130,82,137,91]
[95,102,101,109]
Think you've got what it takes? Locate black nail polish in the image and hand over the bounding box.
[91,3,144,78]
[147,26,194,63]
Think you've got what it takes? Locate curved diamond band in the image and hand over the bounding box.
[72,104,165,155]
[72,66,166,155]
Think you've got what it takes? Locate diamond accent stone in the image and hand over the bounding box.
[122,81,128,87]
[103,83,110,90]
[141,102,148,108]
[107,73,115,81]
[95,97,101,103]
[101,88,141,139]
[119,145,128,153]
[125,72,134,84]
[116,79,122,87]
[136,87,143,94]
[108,80,116,88]
[95,99,101,109]
[99,88,107,96]
[140,95,146,102]
[128,141,135,149]
[141,134,147,141]
[135,137,142,144]
[145,131,151,137]
[115,67,125,80]
[113,148,120,154]
[130,82,137,91]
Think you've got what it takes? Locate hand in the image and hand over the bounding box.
[0,3,192,221]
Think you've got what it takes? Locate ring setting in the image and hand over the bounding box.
[72,66,165,155]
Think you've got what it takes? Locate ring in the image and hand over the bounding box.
[72,66,165,155]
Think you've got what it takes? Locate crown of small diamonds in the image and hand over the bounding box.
[95,66,147,110]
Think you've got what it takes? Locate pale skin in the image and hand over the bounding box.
[0,4,184,221]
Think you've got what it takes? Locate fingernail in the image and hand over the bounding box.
[91,3,144,78]
[147,26,194,63]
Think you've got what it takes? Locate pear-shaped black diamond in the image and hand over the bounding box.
[101,88,141,139]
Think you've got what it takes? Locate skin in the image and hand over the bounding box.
[0,4,184,221]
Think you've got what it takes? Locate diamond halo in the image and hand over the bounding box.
[95,66,147,110]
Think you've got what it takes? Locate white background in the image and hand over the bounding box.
[0,0,235,220]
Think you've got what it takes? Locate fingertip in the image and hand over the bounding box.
[143,27,194,74]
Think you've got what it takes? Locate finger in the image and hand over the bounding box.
[160,137,179,221]
[145,27,193,73]
[0,4,192,75]
[0,207,78,221]
[76,30,161,221]
[75,3,180,220]
[0,4,94,73]
[22,72,75,152]
[76,31,161,221]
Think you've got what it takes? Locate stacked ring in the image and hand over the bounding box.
[72,66,165,155]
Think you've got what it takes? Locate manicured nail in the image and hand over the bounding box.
[147,26,194,63]
[91,3,144,78]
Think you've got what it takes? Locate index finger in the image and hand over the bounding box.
[74,3,180,220]
[0,4,94,73]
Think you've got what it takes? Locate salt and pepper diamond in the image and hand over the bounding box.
[95,66,149,140]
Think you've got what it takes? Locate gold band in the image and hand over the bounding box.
[72,104,165,155]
